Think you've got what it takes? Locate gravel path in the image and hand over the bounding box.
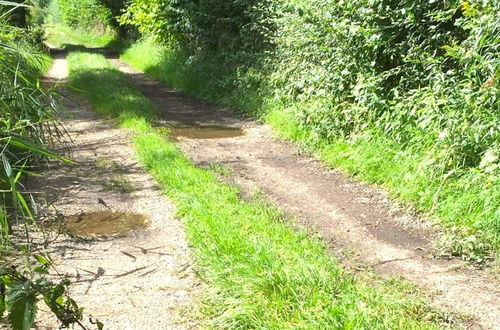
[31,54,201,329]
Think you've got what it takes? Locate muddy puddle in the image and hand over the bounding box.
[48,211,148,237]
[160,126,244,141]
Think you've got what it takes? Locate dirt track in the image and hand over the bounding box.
[29,49,500,329]
[32,54,201,329]
[108,57,500,329]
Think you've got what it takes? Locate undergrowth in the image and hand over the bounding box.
[66,51,458,329]
[45,23,115,48]
[120,37,499,264]
[1,2,87,328]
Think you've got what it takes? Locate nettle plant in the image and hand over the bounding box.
[0,253,91,330]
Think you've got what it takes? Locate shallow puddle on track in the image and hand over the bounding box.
[48,211,148,237]
[159,126,245,141]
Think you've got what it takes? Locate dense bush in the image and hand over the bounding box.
[29,0,53,25]
[271,1,499,168]
[97,0,126,25]
[56,0,113,32]
[120,0,276,52]
[121,0,499,259]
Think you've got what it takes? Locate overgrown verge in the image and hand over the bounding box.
[65,50,462,329]
[0,14,53,233]
[0,3,91,329]
[116,0,499,262]
[43,0,117,48]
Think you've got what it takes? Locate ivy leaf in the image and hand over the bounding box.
[7,282,37,330]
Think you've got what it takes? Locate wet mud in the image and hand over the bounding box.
[48,211,148,237]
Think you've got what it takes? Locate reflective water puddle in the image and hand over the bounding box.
[160,126,245,141]
[50,211,148,237]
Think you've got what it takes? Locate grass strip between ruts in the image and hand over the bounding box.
[66,51,452,329]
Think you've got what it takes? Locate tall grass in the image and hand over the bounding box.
[0,15,57,240]
[1,3,77,234]
[1,4,83,329]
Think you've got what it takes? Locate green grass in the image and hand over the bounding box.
[65,51,455,329]
[266,106,500,263]
[0,37,54,250]
[120,39,499,263]
[45,24,116,48]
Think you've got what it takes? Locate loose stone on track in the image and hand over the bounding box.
[33,53,202,329]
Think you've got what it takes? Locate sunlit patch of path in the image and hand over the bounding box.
[34,54,202,329]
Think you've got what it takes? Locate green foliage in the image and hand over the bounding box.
[0,258,84,329]
[0,11,67,233]
[66,50,453,329]
[0,0,29,26]
[1,3,82,328]
[120,0,500,260]
[97,0,127,28]
[269,0,499,169]
[53,0,132,40]
[56,0,113,32]
[120,0,274,52]
[7,282,37,330]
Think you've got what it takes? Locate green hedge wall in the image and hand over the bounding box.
[56,0,112,32]
[123,0,499,179]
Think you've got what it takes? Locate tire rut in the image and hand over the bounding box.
[32,53,202,329]
[107,57,499,330]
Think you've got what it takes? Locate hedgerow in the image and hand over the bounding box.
[55,0,113,32]
[271,1,499,168]
[119,0,499,260]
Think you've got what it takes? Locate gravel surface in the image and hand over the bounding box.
[31,54,202,330]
